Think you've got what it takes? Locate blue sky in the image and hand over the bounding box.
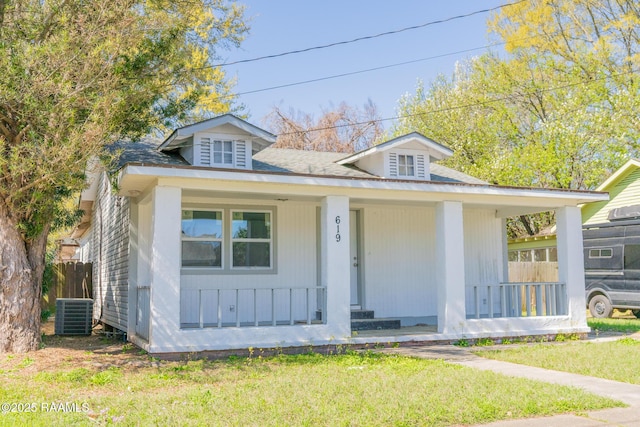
[222,1,506,128]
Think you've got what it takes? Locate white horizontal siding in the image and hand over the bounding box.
[362,206,436,318]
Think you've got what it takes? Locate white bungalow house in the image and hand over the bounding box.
[74,114,607,354]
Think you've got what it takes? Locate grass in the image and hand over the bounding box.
[587,316,640,334]
[477,337,640,385]
[0,350,623,426]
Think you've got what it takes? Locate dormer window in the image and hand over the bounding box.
[159,114,277,171]
[199,136,248,168]
[398,155,415,177]
[336,132,453,181]
[388,152,425,179]
[213,140,233,165]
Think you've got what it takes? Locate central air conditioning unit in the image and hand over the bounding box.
[54,298,94,335]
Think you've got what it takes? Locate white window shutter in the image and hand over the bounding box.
[389,152,398,177]
[235,141,247,168]
[416,154,426,179]
[200,137,211,166]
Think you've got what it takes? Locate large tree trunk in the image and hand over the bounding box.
[0,201,47,353]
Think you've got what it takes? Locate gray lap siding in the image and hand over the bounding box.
[91,172,130,332]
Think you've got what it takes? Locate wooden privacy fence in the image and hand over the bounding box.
[507,262,559,315]
[43,262,92,311]
[508,262,558,283]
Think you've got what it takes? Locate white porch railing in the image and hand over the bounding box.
[180,286,326,329]
[468,282,567,319]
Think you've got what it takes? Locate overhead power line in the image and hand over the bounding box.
[276,69,637,137]
[216,40,509,101]
[215,0,527,67]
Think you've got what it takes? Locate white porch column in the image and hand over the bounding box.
[556,206,587,326]
[148,185,182,352]
[436,201,466,334]
[321,196,351,332]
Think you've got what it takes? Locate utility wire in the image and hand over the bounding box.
[276,68,637,137]
[214,41,509,101]
[214,0,527,68]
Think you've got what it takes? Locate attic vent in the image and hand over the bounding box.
[55,298,93,335]
[416,154,426,179]
[236,141,247,168]
[389,152,398,177]
[200,137,211,166]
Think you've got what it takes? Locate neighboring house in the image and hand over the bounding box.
[73,114,606,354]
[508,160,640,277]
[581,159,640,226]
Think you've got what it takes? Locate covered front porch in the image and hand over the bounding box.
[124,172,594,353]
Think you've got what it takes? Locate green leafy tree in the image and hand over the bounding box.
[394,0,640,236]
[0,0,247,353]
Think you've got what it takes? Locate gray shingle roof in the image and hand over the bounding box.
[109,138,188,169]
[253,148,376,178]
[430,163,487,184]
[111,140,486,185]
[253,148,486,184]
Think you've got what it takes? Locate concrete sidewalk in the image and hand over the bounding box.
[383,341,640,426]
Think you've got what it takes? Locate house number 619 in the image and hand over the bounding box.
[335,216,341,242]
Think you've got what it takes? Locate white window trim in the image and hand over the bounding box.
[387,149,427,180]
[398,154,415,177]
[230,209,273,270]
[212,139,234,166]
[181,209,224,269]
[181,205,276,274]
[195,133,247,169]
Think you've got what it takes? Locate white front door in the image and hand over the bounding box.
[350,210,360,306]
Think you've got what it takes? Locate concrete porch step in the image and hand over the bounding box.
[351,318,401,331]
[350,309,375,319]
[315,309,377,321]
[316,309,399,331]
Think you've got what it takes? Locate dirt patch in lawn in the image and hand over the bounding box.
[0,320,155,376]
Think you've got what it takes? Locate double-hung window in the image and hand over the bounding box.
[181,208,273,270]
[181,210,223,267]
[232,211,272,268]
[398,154,415,177]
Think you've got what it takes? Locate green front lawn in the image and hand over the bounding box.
[588,315,640,334]
[477,337,640,385]
[0,350,622,426]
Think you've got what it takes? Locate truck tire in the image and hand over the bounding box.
[589,294,612,318]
